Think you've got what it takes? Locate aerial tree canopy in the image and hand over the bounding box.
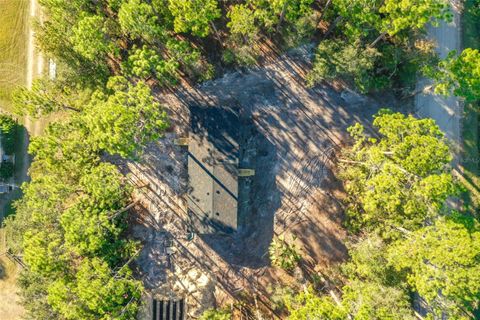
[340,109,458,236]
[250,0,314,30]
[82,76,169,158]
[332,0,451,41]
[168,0,221,37]
[341,234,401,286]
[227,4,259,43]
[286,282,415,320]
[379,0,451,36]
[47,257,140,320]
[118,0,164,40]
[307,39,385,93]
[429,48,480,102]
[12,79,87,117]
[388,215,480,318]
[125,45,179,85]
[70,15,111,61]
[341,280,415,320]
[286,289,346,320]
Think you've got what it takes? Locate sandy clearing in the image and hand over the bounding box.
[127,45,384,317]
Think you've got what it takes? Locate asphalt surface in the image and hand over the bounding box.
[415,5,462,168]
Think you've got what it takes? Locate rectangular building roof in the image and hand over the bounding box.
[187,106,240,234]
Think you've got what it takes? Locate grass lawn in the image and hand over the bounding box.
[0,0,29,114]
[461,0,480,212]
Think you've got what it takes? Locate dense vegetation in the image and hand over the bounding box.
[0,114,18,155]
[0,115,18,180]
[284,111,479,319]
[3,0,479,319]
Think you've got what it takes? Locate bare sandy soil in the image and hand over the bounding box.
[125,44,385,318]
[0,230,24,320]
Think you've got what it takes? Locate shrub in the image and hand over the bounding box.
[199,308,231,320]
[269,235,301,271]
[0,162,14,180]
[0,115,18,154]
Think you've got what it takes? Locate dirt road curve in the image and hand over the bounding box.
[415,4,462,168]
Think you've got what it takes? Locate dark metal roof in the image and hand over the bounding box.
[187,105,240,234]
[152,299,186,320]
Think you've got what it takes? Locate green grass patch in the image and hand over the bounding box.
[0,0,29,113]
[461,0,480,212]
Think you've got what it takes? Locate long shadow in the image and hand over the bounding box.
[0,123,30,223]
[187,151,238,201]
[188,104,280,268]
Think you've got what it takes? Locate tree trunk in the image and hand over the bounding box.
[276,1,289,32]
[323,15,343,39]
[109,199,140,220]
[210,21,222,44]
[317,0,332,24]
[369,31,387,47]
[401,85,433,100]
[62,104,81,112]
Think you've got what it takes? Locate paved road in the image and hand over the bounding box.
[415,5,462,168]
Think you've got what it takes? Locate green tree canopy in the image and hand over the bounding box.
[199,308,232,320]
[340,110,457,236]
[341,234,402,286]
[118,0,164,40]
[227,4,259,43]
[307,39,386,93]
[82,76,169,157]
[341,280,415,320]
[168,0,221,37]
[13,79,84,117]
[47,257,141,320]
[125,45,179,85]
[379,0,451,36]
[332,0,451,42]
[332,0,383,39]
[70,15,110,61]
[388,215,480,318]
[250,0,314,31]
[429,48,480,102]
[286,289,346,320]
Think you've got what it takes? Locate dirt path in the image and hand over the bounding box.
[19,0,41,185]
[415,3,463,168]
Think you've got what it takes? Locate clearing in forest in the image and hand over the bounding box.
[128,45,392,318]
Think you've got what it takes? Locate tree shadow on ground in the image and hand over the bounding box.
[0,262,5,280]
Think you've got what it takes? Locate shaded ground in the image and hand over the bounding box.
[126,45,383,317]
